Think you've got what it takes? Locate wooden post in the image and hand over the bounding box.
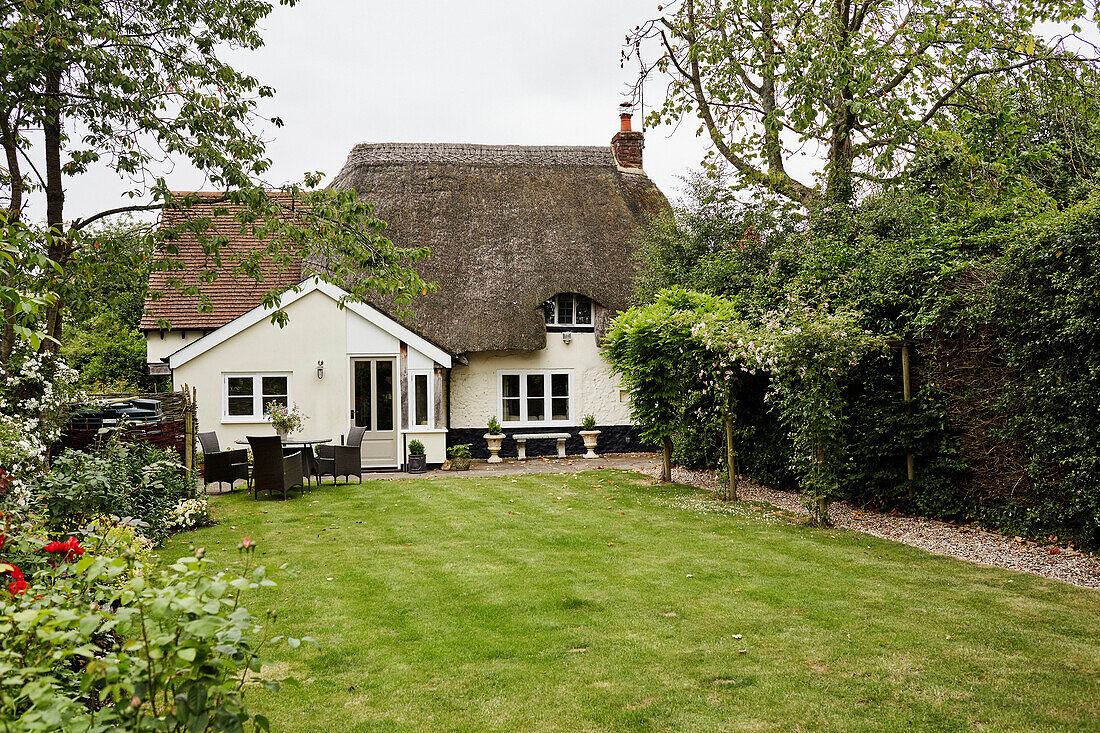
[901,345,915,482]
[182,383,194,476]
[812,445,830,526]
[723,414,738,501]
[722,387,738,501]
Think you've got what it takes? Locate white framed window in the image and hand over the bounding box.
[543,293,593,328]
[222,373,292,422]
[498,370,572,426]
[408,370,433,428]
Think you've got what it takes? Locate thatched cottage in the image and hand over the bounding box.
[142,111,668,469]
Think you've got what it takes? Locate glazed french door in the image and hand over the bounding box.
[351,358,398,467]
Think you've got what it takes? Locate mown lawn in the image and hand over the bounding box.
[156,470,1100,732]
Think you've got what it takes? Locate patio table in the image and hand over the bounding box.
[236,438,332,487]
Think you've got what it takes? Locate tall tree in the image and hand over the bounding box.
[0,0,430,359]
[626,0,1094,204]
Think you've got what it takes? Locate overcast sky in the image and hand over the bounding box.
[61,0,716,222]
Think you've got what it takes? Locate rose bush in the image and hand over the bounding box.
[0,543,309,731]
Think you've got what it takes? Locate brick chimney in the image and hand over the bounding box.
[611,102,644,169]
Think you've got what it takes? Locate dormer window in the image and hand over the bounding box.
[543,293,593,330]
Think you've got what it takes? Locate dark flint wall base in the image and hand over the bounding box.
[447,425,651,460]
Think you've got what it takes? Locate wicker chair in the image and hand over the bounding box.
[247,436,303,500]
[316,426,366,484]
[198,432,250,491]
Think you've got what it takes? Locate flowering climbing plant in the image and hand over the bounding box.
[0,344,83,492]
[607,287,884,522]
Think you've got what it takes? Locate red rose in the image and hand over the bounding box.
[44,537,85,561]
[1,563,26,595]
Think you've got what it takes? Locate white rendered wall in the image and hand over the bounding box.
[173,289,351,448]
[449,331,631,429]
[172,290,444,464]
[146,330,204,363]
[402,431,447,464]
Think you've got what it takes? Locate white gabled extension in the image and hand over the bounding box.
[166,277,452,370]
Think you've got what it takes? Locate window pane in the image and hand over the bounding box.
[502,398,521,422]
[543,298,555,324]
[376,360,394,431]
[575,295,592,325]
[527,397,545,422]
[354,361,372,428]
[551,373,569,397]
[557,294,573,324]
[228,376,253,397]
[502,374,520,399]
[527,374,544,397]
[261,376,287,398]
[552,397,569,421]
[228,397,253,416]
[414,374,429,426]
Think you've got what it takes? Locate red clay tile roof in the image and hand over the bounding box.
[140,193,303,331]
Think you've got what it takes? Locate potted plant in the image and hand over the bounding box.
[579,414,601,459]
[407,439,427,473]
[448,443,472,471]
[266,401,306,439]
[484,416,505,463]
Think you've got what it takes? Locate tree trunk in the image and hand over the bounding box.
[1,113,22,364]
[41,68,67,352]
[825,0,857,204]
[661,435,673,483]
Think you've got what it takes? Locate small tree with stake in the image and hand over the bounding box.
[605,288,712,483]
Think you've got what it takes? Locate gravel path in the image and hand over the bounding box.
[644,465,1100,590]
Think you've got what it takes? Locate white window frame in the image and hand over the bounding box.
[497,369,573,427]
[408,369,434,429]
[544,293,594,328]
[221,372,293,423]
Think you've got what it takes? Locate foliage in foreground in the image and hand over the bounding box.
[1,535,302,732]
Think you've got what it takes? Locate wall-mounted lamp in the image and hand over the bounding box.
[562,331,573,344]
[316,360,324,379]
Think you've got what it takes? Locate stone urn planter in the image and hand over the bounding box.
[579,430,601,459]
[484,433,505,463]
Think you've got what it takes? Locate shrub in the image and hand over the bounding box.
[32,433,199,543]
[163,497,211,533]
[0,544,308,731]
[408,440,425,455]
[448,444,471,459]
[581,414,597,431]
[487,417,502,435]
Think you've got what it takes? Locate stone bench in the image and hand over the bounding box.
[512,432,571,460]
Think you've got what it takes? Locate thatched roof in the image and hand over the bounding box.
[313,142,668,354]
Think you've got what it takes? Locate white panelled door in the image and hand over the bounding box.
[351,358,398,468]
